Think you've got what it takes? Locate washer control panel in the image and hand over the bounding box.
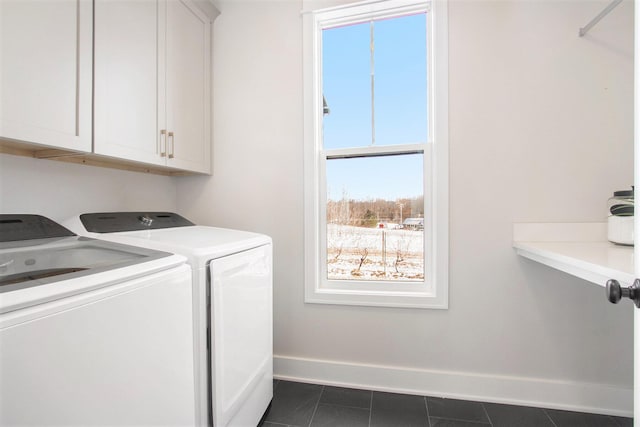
[0,215,76,242]
[80,212,194,233]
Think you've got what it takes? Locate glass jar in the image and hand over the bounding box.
[608,187,634,246]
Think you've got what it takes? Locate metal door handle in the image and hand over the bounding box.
[168,132,175,159]
[160,129,167,157]
[606,279,640,308]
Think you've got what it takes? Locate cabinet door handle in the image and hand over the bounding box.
[606,279,640,308]
[160,129,167,157]
[168,131,175,159]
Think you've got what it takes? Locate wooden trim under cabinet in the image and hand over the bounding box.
[0,138,203,176]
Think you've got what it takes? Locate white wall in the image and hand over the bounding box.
[6,0,632,417]
[176,0,634,415]
[0,154,178,222]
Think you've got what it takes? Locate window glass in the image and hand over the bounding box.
[325,154,424,282]
[322,13,428,150]
[322,22,372,150]
[374,14,428,146]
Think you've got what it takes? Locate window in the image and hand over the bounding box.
[303,0,448,308]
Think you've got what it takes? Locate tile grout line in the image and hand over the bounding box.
[608,415,620,427]
[610,414,629,427]
[481,402,493,427]
[424,396,431,427]
[429,415,492,425]
[320,402,373,411]
[307,385,324,427]
[542,408,559,427]
[368,390,373,427]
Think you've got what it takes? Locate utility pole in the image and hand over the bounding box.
[397,202,404,225]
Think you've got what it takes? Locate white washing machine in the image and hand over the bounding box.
[65,212,273,427]
[0,214,196,426]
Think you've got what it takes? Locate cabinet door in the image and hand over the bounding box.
[94,0,165,165]
[0,0,92,152]
[166,0,212,174]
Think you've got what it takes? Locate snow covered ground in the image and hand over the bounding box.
[326,224,424,281]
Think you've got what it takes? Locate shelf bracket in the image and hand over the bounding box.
[579,0,623,37]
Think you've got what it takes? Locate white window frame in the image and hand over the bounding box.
[303,0,448,309]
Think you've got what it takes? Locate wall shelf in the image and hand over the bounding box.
[513,223,634,287]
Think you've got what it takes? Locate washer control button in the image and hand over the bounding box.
[138,215,154,227]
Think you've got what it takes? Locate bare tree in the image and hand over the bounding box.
[394,249,405,273]
[352,248,368,276]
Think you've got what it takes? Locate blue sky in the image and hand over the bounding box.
[322,13,428,201]
[326,154,424,201]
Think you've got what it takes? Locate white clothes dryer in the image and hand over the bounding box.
[65,212,273,427]
[0,214,196,426]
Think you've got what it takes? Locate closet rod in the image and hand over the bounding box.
[579,0,622,37]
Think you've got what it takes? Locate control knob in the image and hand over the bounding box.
[138,215,153,227]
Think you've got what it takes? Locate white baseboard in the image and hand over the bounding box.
[274,355,633,417]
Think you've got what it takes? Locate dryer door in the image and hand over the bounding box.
[209,244,273,427]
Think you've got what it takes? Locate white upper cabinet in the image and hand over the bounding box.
[94,0,162,165]
[166,0,211,173]
[0,0,93,152]
[94,0,213,174]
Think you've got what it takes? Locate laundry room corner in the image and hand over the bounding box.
[174,0,306,366]
[176,0,636,416]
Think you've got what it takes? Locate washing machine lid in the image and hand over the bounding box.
[75,212,271,265]
[0,215,174,294]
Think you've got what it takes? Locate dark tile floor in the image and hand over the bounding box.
[260,380,633,427]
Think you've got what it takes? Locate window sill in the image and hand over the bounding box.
[305,281,448,309]
[513,223,634,287]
